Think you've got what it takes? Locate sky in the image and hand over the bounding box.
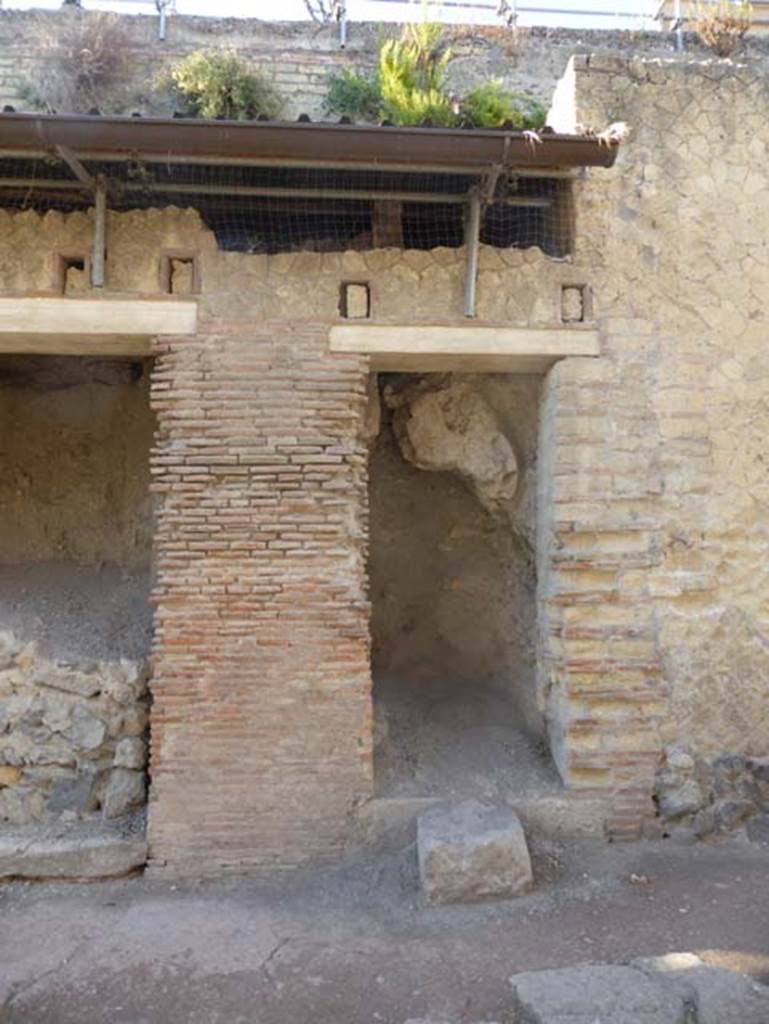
[3,0,657,31]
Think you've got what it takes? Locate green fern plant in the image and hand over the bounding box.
[378,22,455,126]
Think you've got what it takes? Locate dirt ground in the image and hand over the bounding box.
[374,674,561,803]
[1,835,768,1024]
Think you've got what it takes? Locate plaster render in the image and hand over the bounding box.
[0,356,154,567]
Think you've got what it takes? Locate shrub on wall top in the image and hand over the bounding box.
[165,50,284,121]
[460,81,547,130]
[323,23,546,130]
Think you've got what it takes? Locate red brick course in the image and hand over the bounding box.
[147,321,372,875]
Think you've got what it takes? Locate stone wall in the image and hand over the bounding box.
[3,9,769,119]
[535,54,769,834]
[0,630,148,825]
[0,207,580,866]
[1,40,769,856]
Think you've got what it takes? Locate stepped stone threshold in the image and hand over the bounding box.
[2,49,768,882]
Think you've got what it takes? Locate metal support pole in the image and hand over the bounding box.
[463,190,482,319]
[338,0,347,47]
[91,176,106,288]
[156,0,168,41]
[674,0,684,51]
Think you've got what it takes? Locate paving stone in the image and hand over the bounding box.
[417,801,532,906]
[509,964,689,1023]
[633,953,769,1024]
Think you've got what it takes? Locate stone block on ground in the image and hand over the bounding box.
[633,953,769,1024]
[417,801,532,905]
[0,816,146,879]
[509,964,689,1024]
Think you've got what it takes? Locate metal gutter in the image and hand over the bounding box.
[0,112,620,172]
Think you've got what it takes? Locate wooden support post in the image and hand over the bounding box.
[372,201,403,248]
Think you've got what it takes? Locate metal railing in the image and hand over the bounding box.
[40,0,175,39]
[343,0,658,31]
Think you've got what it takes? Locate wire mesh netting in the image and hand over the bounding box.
[0,154,574,257]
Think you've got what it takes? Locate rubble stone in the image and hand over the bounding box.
[386,379,519,516]
[63,708,107,751]
[417,802,532,905]
[633,953,769,1024]
[0,630,149,826]
[114,736,146,770]
[657,779,702,820]
[0,766,21,786]
[654,746,769,835]
[102,768,146,819]
[46,771,101,816]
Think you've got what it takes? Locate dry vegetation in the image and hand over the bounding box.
[21,10,133,113]
[691,0,752,56]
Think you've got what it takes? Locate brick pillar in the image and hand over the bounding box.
[147,322,372,876]
[537,351,665,839]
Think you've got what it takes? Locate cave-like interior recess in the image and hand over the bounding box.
[367,371,560,803]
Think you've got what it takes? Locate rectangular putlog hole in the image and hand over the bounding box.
[339,282,371,320]
[56,254,91,296]
[560,284,592,324]
[159,253,200,296]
